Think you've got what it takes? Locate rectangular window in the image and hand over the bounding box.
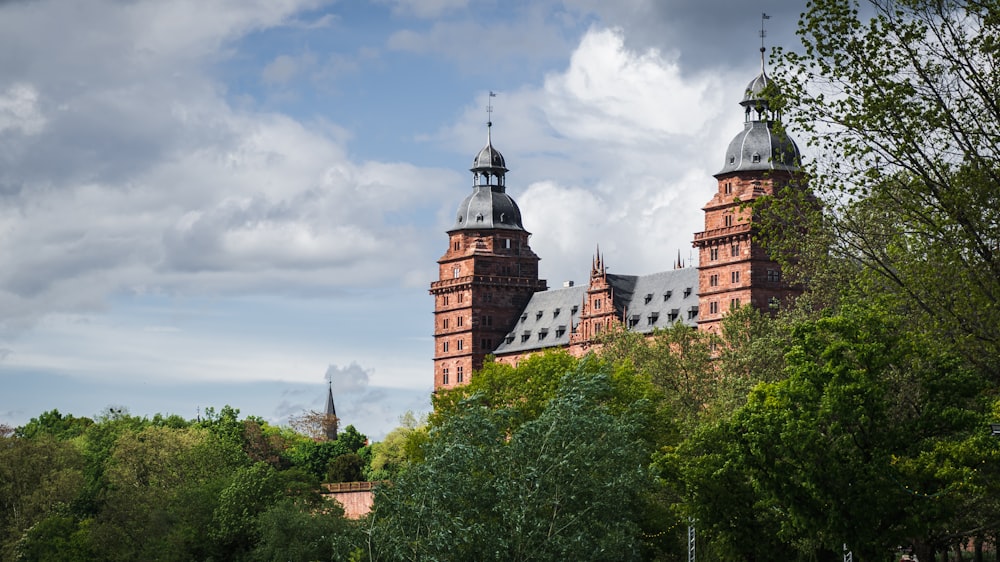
[594,299,602,310]
[724,214,733,227]
[442,368,449,385]
[710,274,719,287]
[731,271,740,283]
[442,295,449,306]
[457,316,464,327]
[710,247,719,261]
[724,181,733,194]
[767,269,781,283]
[709,301,719,314]
[456,366,464,383]
[442,341,449,352]
[453,241,460,251]
[458,293,464,303]
[453,267,460,279]
[731,243,740,257]
[442,318,449,329]
[482,315,493,327]
[457,339,464,351]
[730,298,741,309]
[481,338,492,350]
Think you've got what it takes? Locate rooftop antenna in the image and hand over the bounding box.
[486,91,497,143]
[760,13,770,73]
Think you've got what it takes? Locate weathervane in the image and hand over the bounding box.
[487,91,496,125]
[487,90,497,141]
[760,13,771,70]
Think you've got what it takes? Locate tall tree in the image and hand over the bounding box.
[368,364,657,561]
[773,0,1000,376]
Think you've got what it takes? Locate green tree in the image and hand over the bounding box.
[369,363,656,561]
[0,434,86,559]
[678,306,997,561]
[366,412,428,480]
[251,498,359,562]
[773,0,1000,376]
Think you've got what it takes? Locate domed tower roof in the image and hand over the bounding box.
[452,120,526,232]
[717,46,801,176]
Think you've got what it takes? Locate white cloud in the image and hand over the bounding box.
[437,26,744,285]
[0,84,46,135]
[0,0,462,334]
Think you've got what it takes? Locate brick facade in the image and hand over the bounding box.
[693,172,802,334]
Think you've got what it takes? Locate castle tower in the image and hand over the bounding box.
[429,117,546,390]
[693,45,803,334]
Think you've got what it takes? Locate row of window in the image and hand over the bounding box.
[441,339,464,352]
[439,293,466,306]
[441,365,465,385]
[707,298,742,315]
[708,243,741,261]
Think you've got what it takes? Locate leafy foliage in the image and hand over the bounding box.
[369,363,656,561]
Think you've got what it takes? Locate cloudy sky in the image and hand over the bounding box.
[0,0,807,439]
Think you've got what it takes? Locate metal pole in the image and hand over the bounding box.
[688,520,696,562]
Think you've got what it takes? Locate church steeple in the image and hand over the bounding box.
[324,382,338,441]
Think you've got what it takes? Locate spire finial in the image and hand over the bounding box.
[487,91,497,143]
[760,13,771,73]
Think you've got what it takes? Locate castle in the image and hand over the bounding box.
[429,48,802,390]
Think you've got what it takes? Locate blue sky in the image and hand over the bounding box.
[0,0,806,439]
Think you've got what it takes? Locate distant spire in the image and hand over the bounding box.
[675,249,683,269]
[324,382,338,441]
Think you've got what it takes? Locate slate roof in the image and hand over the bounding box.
[493,283,587,354]
[493,267,700,356]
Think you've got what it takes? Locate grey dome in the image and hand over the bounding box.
[718,120,800,175]
[473,144,507,171]
[452,186,525,231]
[741,71,773,107]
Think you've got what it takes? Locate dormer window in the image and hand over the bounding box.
[555,325,566,338]
[751,152,761,163]
[663,291,672,301]
[538,328,548,341]
[628,314,639,328]
[684,287,692,297]
[520,313,528,323]
[521,330,531,343]
[571,305,579,314]
[553,308,560,317]
[536,310,544,320]
[647,312,659,325]
[644,293,653,304]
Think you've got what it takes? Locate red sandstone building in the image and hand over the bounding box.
[430,53,803,390]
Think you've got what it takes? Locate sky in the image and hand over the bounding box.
[0,0,809,439]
